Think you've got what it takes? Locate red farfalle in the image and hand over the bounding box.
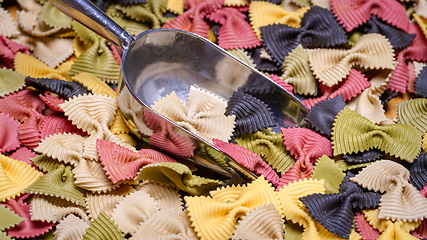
[9,147,37,167]
[207,7,261,49]
[97,139,177,184]
[354,212,380,240]
[0,35,30,70]
[1,194,54,238]
[269,74,293,94]
[330,0,410,32]
[388,23,427,93]
[39,93,65,112]
[110,44,121,66]
[213,138,280,187]
[144,109,195,157]
[17,113,42,149]
[303,69,370,108]
[412,219,427,239]
[163,0,225,38]
[40,114,86,140]
[0,112,20,153]
[277,127,332,188]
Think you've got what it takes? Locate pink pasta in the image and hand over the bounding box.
[207,7,261,49]
[303,69,370,108]
[388,23,427,93]
[97,139,177,184]
[40,114,85,140]
[1,194,54,239]
[0,112,20,153]
[213,139,280,187]
[331,0,410,32]
[9,147,37,167]
[0,35,30,70]
[269,74,293,94]
[354,212,380,240]
[38,93,65,112]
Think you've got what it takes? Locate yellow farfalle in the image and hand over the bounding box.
[72,72,118,98]
[0,154,42,202]
[332,107,422,163]
[351,160,427,222]
[184,176,280,240]
[14,52,73,81]
[414,14,427,39]
[363,209,420,240]
[151,87,235,143]
[280,44,317,96]
[166,0,184,15]
[309,33,395,87]
[277,179,343,240]
[249,1,309,39]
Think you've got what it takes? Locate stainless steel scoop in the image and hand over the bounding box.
[49,0,309,183]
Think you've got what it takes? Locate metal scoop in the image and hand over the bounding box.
[49,0,309,183]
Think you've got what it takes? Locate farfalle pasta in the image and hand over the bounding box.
[2,0,427,239]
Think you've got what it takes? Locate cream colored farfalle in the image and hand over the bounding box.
[151,86,235,143]
[346,69,394,124]
[85,185,134,220]
[53,214,90,240]
[33,37,74,69]
[137,181,182,212]
[30,195,89,223]
[231,204,284,240]
[351,160,427,222]
[35,133,85,166]
[110,190,159,234]
[130,209,198,240]
[311,0,331,10]
[309,33,395,87]
[16,0,61,37]
[73,158,122,193]
[0,7,20,37]
[415,0,427,18]
[59,93,136,161]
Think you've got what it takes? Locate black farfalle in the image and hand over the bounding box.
[415,66,427,98]
[245,47,283,72]
[300,172,381,239]
[358,15,416,49]
[90,0,114,12]
[260,6,348,66]
[343,149,384,163]
[409,152,427,191]
[225,91,276,135]
[25,77,90,99]
[380,89,398,105]
[116,0,147,4]
[305,95,346,137]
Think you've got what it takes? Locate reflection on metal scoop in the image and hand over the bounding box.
[49,0,309,183]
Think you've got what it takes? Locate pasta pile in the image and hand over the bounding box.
[1,0,427,239]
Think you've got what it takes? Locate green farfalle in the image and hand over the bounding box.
[71,21,98,46]
[68,37,120,81]
[30,154,64,173]
[227,49,257,69]
[0,205,24,231]
[235,128,295,174]
[24,165,86,207]
[335,159,373,171]
[135,162,223,196]
[397,98,427,134]
[332,107,422,162]
[41,2,72,29]
[198,143,231,173]
[311,155,346,194]
[145,0,174,24]
[284,221,304,240]
[83,211,125,240]
[0,68,26,98]
[116,4,161,29]
[106,5,150,36]
[280,44,317,96]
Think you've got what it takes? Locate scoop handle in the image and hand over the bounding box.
[48,0,133,50]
